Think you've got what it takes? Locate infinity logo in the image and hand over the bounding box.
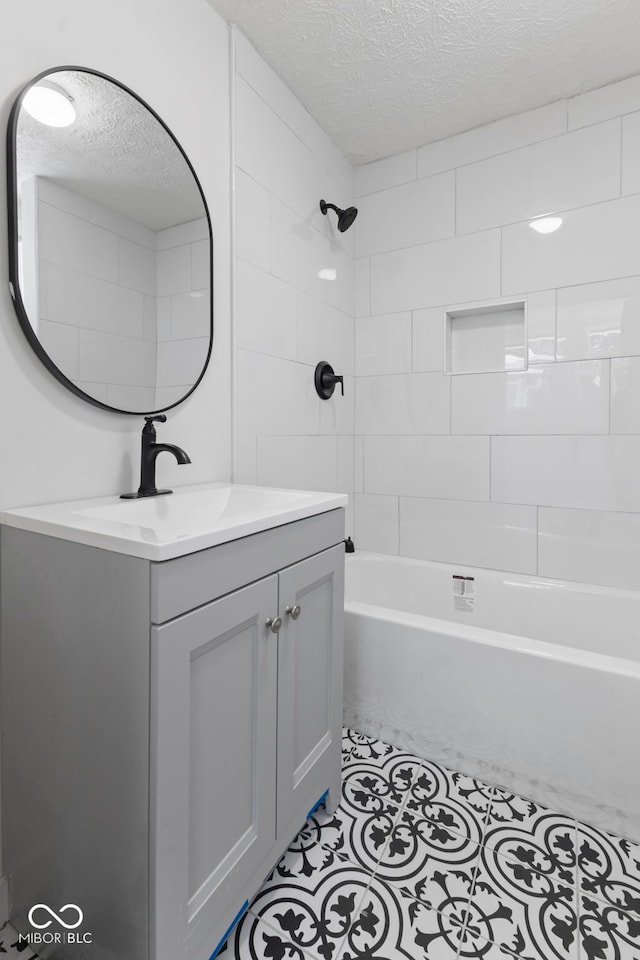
[28,904,84,930]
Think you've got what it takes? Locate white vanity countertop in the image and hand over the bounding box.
[0,483,348,561]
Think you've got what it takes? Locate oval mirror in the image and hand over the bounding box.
[7,67,213,415]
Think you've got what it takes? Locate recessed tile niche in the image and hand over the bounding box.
[444,299,527,375]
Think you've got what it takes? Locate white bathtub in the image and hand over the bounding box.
[344,551,640,840]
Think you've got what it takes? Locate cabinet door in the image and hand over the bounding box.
[151,576,279,960]
[276,545,344,839]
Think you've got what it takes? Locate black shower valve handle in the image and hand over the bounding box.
[330,373,345,396]
[314,361,344,399]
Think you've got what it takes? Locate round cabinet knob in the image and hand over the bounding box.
[266,616,282,634]
[285,604,302,620]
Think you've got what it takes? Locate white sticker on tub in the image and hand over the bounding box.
[453,575,475,611]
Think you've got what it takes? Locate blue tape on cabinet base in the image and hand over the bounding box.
[306,789,329,821]
[208,900,249,960]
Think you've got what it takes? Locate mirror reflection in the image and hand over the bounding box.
[10,68,212,414]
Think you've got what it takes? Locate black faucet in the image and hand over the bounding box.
[121,415,191,499]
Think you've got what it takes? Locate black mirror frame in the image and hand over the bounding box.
[6,65,214,416]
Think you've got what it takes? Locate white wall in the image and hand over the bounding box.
[231,29,355,534]
[354,77,640,590]
[0,0,231,508]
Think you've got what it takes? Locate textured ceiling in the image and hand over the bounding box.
[206,0,640,164]
[16,70,205,231]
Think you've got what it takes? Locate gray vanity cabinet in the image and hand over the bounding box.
[152,576,280,960]
[1,508,344,960]
[276,547,344,841]
[152,543,344,960]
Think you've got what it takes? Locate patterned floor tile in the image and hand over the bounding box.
[470,845,579,959]
[284,809,354,875]
[486,786,552,833]
[403,760,493,842]
[369,756,489,906]
[374,805,482,906]
[342,728,398,771]
[288,777,407,872]
[399,859,478,922]
[340,873,472,960]
[304,746,424,873]
[483,810,577,888]
[577,822,640,920]
[408,760,494,823]
[249,840,371,960]
[577,892,640,959]
[341,748,424,805]
[223,910,314,960]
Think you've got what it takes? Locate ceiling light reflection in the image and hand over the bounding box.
[529,216,563,234]
[23,84,75,127]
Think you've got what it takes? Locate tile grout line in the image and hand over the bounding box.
[355,752,489,948]
[246,909,320,960]
[249,735,637,960]
[619,115,624,198]
[342,744,580,957]
[575,817,581,960]
[346,733,640,947]
[365,753,428,879]
[318,747,427,940]
[330,883,372,960]
[454,785,498,958]
[608,356,612,435]
[321,754,430,960]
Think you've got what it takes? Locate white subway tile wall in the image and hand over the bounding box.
[355,373,450,435]
[538,506,640,590]
[353,493,399,554]
[233,32,356,532]
[622,111,640,197]
[354,76,640,589]
[355,172,455,257]
[363,436,490,500]
[355,312,412,376]
[417,101,567,178]
[502,195,640,294]
[455,120,621,234]
[319,376,355,436]
[412,307,445,372]
[236,259,298,360]
[256,435,338,492]
[526,290,556,364]
[231,48,640,586]
[556,276,640,361]
[354,147,417,197]
[399,497,538,573]
[354,257,370,318]
[370,229,501,314]
[449,361,610,436]
[610,357,640,434]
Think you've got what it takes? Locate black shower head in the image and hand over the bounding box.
[320,199,358,233]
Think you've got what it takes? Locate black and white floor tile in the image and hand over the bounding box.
[223,729,640,960]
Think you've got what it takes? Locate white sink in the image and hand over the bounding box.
[0,483,347,560]
[78,485,314,531]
